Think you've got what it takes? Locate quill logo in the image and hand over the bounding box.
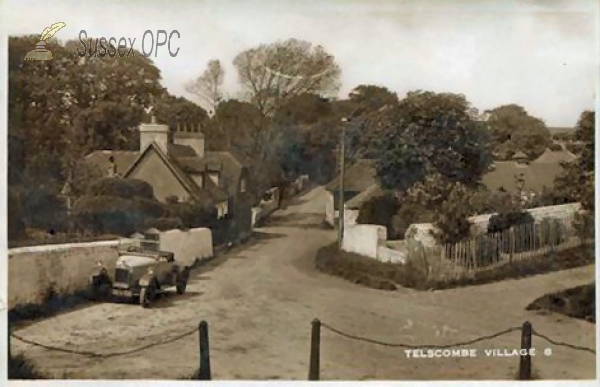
[24,22,66,61]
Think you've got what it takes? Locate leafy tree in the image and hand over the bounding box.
[186,59,225,115]
[347,85,398,117]
[486,104,552,159]
[153,93,209,142]
[356,192,401,233]
[372,91,493,193]
[432,183,473,244]
[9,34,164,187]
[232,38,341,118]
[555,110,594,207]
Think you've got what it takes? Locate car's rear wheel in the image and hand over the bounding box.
[176,266,191,295]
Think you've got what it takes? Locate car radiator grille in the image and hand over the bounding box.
[114,268,130,284]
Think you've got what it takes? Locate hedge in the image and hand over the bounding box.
[88,177,155,199]
[72,195,167,236]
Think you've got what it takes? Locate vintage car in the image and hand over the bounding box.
[90,247,192,308]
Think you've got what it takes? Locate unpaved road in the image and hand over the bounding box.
[11,186,596,380]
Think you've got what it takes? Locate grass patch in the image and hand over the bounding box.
[526,283,595,323]
[8,353,47,379]
[315,243,595,291]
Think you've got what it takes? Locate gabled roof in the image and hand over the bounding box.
[122,143,226,205]
[345,183,384,209]
[325,159,378,192]
[482,161,563,193]
[85,150,139,175]
[532,148,577,164]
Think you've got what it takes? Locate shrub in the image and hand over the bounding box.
[487,211,534,233]
[88,177,155,199]
[390,202,434,239]
[144,217,184,231]
[573,210,594,241]
[72,195,166,236]
[433,184,472,244]
[9,353,46,379]
[356,192,400,232]
[20,185,69,232]
[165,202,217,229]
[549,143,564,151]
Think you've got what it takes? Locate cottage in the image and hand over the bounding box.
[324,159,378,227]
[85,117,253,239]
[482,147,573,201]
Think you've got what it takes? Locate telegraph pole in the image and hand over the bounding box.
[338,118,347,250]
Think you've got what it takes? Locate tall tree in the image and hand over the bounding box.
[486,104,552,159]
[232,38,341,119]
[555,110,594,208]
[372,91,493,193]
[186,59,225,115]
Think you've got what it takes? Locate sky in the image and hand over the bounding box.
[5,0,598,127]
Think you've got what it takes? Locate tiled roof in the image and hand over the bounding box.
[85,150,139,175]
[482,161,563,193]
[325,159,378,192]
[532,148,577,164]
[204,151,244,197]
[345,183,384,209]
[85,145,236,204]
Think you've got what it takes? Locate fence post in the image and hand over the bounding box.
[518,321,532,380]
[509,227,515,264]
[198,320,212,380]
[309,318,321,381]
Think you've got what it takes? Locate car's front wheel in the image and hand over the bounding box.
[140,283,155,308]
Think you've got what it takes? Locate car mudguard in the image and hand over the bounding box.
[139,274,156,288]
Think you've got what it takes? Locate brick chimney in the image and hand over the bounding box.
[139,115,169,154]
[173,122,205,158]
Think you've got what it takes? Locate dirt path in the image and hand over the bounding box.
[11,186,596,380]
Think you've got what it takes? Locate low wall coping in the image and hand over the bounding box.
[8,239,133,256]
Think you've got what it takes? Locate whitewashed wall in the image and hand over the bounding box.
[342,224,386,258]
[158,227,213,267]
[8,239,134,308]
[8,227,215,309]
[406,203,582,247]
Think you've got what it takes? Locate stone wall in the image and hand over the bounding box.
[8,239,133,308]
[8,226,215,309]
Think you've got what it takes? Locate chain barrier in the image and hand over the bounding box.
[321,322,521,349]
[11,322,596,359]
[11,327,198,358]
[322,322,596,354]
[531,329,596,355]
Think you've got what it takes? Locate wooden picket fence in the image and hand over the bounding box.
[413,214,594,279]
